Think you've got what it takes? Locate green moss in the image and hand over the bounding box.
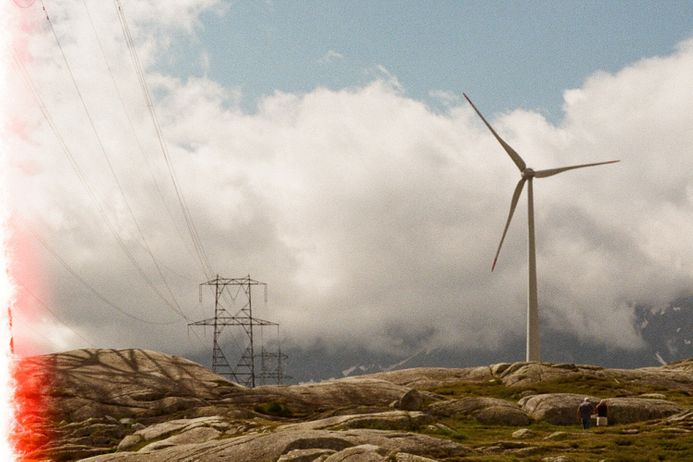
[253,401,293,417]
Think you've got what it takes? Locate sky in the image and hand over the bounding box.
[2,0,693,367]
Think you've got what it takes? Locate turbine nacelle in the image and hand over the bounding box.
[522,168,535,179]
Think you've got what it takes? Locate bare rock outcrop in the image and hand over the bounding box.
[370,366,493,388]
[519,393,685,425]
[519,393,600,425]
[428,397,530,426]
[248,377,410,417]
[13,349,691,461]
[493,359,693,392]
[81,428,473,462]
[280,410,433,432]
[16,348,242,424]
[372,359,693,393]
[605,397,685,424]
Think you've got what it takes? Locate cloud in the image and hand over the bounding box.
[318,49,345,64]
[6,3,693,361]
[428,90,460,107]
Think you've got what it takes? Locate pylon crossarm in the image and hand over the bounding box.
[188,318,215,326]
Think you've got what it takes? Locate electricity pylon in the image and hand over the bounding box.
[189,275,278,387]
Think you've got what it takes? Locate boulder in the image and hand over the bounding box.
[512,428,536,439]
[605,398,684,424]
[519,393,600,425]
[395,389,423,411]
[544,432,573,441]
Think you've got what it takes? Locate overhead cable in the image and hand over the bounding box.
[37,0,189,319]
[13,52,188,321]
[80,0,200,268]
[17,282,98,348]
[113,0,214,278]
[29,229,180,325]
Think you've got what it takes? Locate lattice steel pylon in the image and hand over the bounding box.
[257,345,290,385]
[189,275,278,387]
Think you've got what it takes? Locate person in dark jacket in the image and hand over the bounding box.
[577,397,594,429]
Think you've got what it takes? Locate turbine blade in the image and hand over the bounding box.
[464,93,526,172]
[492,178,527,271]
[534,160,620,178]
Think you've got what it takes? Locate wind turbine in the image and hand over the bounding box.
[463,93,618,362]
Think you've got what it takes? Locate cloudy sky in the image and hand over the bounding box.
[3,1,693,365]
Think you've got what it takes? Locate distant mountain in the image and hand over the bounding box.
[636,296,693,365]
[282,297,691,383]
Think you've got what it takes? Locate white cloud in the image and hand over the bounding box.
[6,2,693,361]
[319,49,345,64]
[428,90,460,107]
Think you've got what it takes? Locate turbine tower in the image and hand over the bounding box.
[463,94,619,362]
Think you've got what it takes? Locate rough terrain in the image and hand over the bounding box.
[13,349,692,461]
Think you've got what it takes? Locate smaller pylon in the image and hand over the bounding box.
[257,345,291,385]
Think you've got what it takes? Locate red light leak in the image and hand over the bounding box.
[9,231,52,461]
[11,357,55,461]
[6,4,53,460]
[11,1,36,9]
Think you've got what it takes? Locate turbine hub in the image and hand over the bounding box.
[522,168,535,179]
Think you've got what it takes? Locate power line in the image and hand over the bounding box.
[113,0,214,278]
[35,2,190,320]
[11,2,215,353]
[111,0,246,315]
[79,0,201,269]
[38,0,187,318]
[30,228,180,326]
[12,52,188,321]
[16,282,97,348]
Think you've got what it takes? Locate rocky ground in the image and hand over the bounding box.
[12,349,693,461]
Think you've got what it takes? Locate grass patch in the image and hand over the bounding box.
[419,415,693,461]
[427,374,692,407]
[420,371,692,460]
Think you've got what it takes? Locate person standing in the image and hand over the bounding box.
[577,397,594,429]
[596,399,608,426]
